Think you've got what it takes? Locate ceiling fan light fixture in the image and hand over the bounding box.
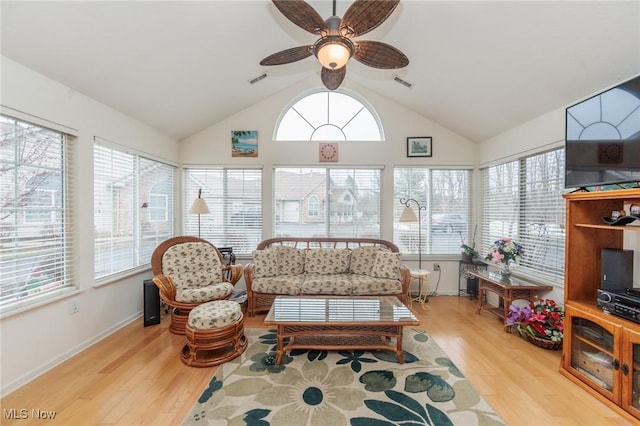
[315,37,352,70]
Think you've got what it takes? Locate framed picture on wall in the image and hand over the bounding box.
[231,130,258,157]
[407,137,432,157]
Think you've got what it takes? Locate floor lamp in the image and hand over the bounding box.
[190,188,210,238]
[399,197,426,270]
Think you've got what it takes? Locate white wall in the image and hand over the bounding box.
[0,57,180,396]
[181,75,479,294]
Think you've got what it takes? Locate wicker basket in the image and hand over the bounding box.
[506,325,563,350]
[523,332,563,350]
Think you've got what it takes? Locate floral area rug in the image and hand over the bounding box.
[183,328,505,426]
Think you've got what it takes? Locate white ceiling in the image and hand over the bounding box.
[2,1,639,142]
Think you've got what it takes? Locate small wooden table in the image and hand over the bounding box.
[408,269,431,309]
[264,296,419,364]
[470,270,552,324]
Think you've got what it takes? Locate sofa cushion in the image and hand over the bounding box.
[349,246,388,275]
[251,276,303,295]
[301,274,352,295]
[371,251,401,279]
[276,246,306,275]
[304,249,351,274]
[350,275,402,295]
[253,248,278,278]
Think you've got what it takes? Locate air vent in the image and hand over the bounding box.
[249,73,268,85]
[394,75,412,88]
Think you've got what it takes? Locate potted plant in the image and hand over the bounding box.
[505,298,564,350]
[459,226,479,262]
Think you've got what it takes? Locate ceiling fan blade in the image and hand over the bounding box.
[260,46,313,66]
[341,0,400,37]
[272,0,327,35]
[353,40,409,69]
[321,66,347,90]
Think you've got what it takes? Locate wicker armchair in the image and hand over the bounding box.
[151,236,244,334]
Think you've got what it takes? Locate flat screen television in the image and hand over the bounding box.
[565,74,640,189]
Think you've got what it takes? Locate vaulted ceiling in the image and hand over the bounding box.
[2,1,639,142]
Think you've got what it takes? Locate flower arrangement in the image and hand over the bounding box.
[485,237,524,265]
[505,298,564,345]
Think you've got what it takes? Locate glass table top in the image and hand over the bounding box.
[264,296,418,324]
[470,270,552,288]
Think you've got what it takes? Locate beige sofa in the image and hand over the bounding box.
[244,237,411,316]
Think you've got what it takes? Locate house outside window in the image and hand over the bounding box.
[94,140,175,280]
[274,167,382,238]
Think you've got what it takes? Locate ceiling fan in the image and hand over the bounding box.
[260,0,409,90]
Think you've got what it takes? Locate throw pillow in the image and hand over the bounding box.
[350,246,388,275]
[253,249,278,278]
[276,246,306,275]
[371,251,400,279]
[305,249,351,274]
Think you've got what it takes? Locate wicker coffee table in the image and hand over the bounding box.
[264,296,419,364]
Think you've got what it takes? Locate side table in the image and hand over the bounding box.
[408,269,431,310]
[458,260,486,298]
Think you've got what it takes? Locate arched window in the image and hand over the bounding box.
[308,195,319,217]
[275,90,383,141]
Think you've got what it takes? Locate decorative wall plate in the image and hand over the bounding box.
[319,142,338,162]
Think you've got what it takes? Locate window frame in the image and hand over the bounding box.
[480,148,566,285]
[0,114,76,313]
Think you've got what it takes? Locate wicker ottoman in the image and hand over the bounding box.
[181,300,247,367]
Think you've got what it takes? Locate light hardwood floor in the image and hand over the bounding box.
[1,295,634,425]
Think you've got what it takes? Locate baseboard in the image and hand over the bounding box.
[1,311,142,398]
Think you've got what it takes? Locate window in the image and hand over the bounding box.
[0,115,75,310]
[275,90,383,141]
[274,167,382,238]
[481,149,566,284]
[184,167,262,255]
[308,195,319,217]
[394,168,473,256]
[94,140,175,280]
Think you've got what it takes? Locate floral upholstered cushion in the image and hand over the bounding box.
[304,249,351,275]
[188,300,242,329]
[350,275,402,295]
[251,276,303,295]
[370,251,401,279]
[301,274,353,295]
[276,246,306,275]
[253,249,278,278]
[349,246,388,275]
[162,242,224,283]
[174,278,233,303]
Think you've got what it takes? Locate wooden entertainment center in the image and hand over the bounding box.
[561,188,640,422]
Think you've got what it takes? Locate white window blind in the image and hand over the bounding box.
[481,149,566,284]
[273,167,383,238]
[393,168,472,255]
[94,142,175,280]
[0,115,76,311]
[184,168,262,255]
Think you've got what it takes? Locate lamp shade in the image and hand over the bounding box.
[317,41,351,69]
[399,206,418,223]
[190,197,210,215]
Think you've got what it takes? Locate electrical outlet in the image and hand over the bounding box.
[68,300,79,315]
[433,263,440,271]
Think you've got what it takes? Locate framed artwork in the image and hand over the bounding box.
[231,131,258,157]
[407,137,432,157]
